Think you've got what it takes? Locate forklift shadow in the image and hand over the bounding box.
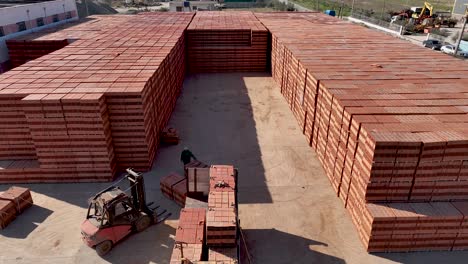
[101,221,177,264]
[241,228,346,264]
[0,204,53,239]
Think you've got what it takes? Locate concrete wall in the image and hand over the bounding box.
[452,0,468,16]
[0,0,79,72]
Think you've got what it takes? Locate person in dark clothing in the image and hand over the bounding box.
[181,147,197,165]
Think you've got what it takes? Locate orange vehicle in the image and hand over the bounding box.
[80,168,171,256]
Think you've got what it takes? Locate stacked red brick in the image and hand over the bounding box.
[0,186,33,229]
[170,208,206,264]
[160,172,187,207]
[256,12,468,252]
[6,40,69,68]
[207,165,237,247]
[187,11,268,72]
[0,13,194,182]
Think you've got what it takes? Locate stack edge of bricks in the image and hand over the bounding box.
[170,208,206,264]
[187,11,268,73]
[6,40,69,68]
[0,186,33,229]
[255,12,468,252]
[207,165,237,247]
[0,13,194,182]
[160,172,187,207]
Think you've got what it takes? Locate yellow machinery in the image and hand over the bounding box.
[411,2,434,19]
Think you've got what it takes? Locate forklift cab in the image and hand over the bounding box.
[86,188,141,228]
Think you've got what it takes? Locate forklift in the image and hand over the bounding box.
[80,168,171,256]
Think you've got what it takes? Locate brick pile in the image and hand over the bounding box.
[187,11,268,72]
[186,167,210,198]
[207,165,237,247]
[170,208,206,264]
[0,13,194,182]
[160,172,187,207]
[6,40,69,68]
[0,186,33,229]
[255,12,468,252]
[0,200,16,229]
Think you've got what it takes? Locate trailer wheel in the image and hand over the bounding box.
[136,215,151,232]
[96,240,113,256]
[449,23,455,28]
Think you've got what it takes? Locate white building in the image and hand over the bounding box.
[0,0,79,73]
[169,1,217,12]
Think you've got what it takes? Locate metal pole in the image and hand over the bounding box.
[351,0,356,17]
[316,0,319,12]
[454,12,467,57]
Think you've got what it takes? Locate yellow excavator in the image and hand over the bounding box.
[411,2,434,20]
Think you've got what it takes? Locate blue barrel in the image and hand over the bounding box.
[324,10,336,16]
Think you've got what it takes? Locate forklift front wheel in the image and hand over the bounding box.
[136,215,151,232]
[96,240,113,256]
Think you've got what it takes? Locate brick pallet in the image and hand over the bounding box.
[170,208,206,264]
[160,172,187,207]
[187,12,268,72]
[0,200,16,229]
[256,12,468,252]
[0,13,194,182]
[206,165,237,247]
[0,186,33,214]
[6,40,69,68]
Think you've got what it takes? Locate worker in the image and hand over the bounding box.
[180,147,197,165]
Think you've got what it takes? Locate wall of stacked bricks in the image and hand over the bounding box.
[0,14,194,182]
[186,11,268,72]
[255,12,468,252]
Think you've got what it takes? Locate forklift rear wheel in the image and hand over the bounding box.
[136,215,151,232]
[96,240,113,256]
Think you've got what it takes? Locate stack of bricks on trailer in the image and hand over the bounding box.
[207,165,237,247]
[170,208,206,264]
[255,12,468,252]
[0,13,193,182]
[187,12,268,72]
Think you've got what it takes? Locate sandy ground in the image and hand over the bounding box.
[1,73,468,263]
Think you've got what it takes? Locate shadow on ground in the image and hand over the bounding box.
[88,223,176,264]
[241,228,345,264]
[0,204,53,239]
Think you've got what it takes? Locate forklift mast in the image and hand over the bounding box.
[125,168,153,217]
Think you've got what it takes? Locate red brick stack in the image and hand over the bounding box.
[6,39,69,68]
[0,13,194,182]
[0,186,33,214]
[0,186,33,229]
[186,167,210,198]
[256,12,468,252]
[160,173,187,207]
[170,208,206,263]
[0,200,17,229]
[207,165,237,247]
[187,11,268,72]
